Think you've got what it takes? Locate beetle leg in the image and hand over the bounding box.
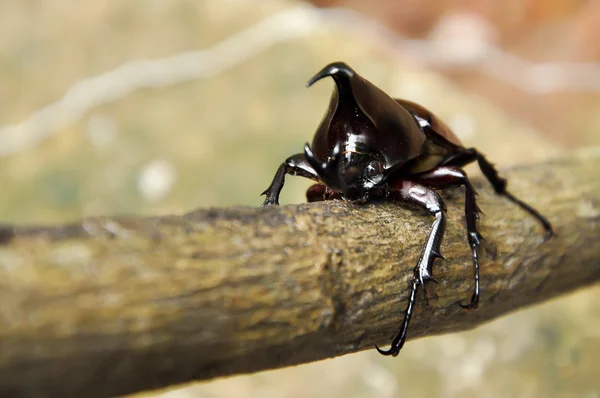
[443,148,553,240]
[260,154,320,206]
[376,181,446,357]
[306,184,341,202]
[415,167,482,309]
[473,150,553,240]
[306,184,326,202]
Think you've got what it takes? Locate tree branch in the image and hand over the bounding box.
[0,148,599,398]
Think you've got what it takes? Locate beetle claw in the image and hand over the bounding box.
[260,199,278,207]
[458,300,479,310]
[375,345,399,357]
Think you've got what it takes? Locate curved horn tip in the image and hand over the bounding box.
[306,61,355,87]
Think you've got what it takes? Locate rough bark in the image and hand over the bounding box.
[0,148,599,398]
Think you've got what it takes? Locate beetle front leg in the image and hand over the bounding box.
[261,154,319,206]
[376,181,446,357]
[415,167,482,309]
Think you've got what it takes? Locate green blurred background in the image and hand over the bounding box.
[1,0,599,397]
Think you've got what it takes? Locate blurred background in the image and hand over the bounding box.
[1,0,599,397]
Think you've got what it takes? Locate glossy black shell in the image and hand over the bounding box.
[308,62,464,175]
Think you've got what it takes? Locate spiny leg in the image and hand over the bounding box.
[377,278,419,357]
[416,167,482,309]
[261,153,319,206]
[443,148,553,240]
[377,181,446,357]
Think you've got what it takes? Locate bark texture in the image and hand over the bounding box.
[0,148,599,398]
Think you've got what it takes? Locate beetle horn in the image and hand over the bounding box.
[306,62,355,88]
[303,142,347,193]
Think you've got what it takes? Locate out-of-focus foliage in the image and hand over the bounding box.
[309,0,600,147]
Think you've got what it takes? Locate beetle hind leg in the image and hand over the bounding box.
[444,148,553,240]
[457,173,482,309]
[459,178,482,309]
[474,150,553,240]
[500,191,552,240]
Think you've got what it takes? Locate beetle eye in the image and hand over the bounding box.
[365,159,384,183]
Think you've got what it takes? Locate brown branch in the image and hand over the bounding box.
[0,148,599,398]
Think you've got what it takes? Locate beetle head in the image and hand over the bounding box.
[303,141,385,201]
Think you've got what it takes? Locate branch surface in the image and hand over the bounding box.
[0,148,599,398]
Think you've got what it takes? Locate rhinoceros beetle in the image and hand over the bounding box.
[260,62,552,357]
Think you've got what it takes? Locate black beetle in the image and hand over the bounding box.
[260,62,552,357]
